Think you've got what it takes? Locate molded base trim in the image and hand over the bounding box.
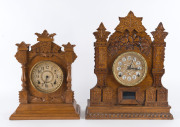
[10,101,80,120]
[86,100,173,120]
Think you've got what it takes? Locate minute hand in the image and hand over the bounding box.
[130,68,140,70]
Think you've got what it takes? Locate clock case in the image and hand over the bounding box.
[10,30,80,120]
[86,11,173,119]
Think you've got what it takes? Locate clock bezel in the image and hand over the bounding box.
[30,60,64,93]
[112,51,148,86]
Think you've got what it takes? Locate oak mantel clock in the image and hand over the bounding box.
[10,30,80,120]
[86,11,173,119]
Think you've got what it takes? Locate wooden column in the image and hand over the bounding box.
[146,22,168,107]
[90,23,112,105]
[15,42,30,104]
[63,42,77,103]
[151,22,168,87]
[93,23,110,87]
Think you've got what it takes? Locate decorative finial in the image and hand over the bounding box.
[35,30,56,42]
[115,11,146,33]
[16,41,30,51]
[128,11,135,16]
[62,42,76,52]
[151,22,168,43]
[93,22,110,42]
[97,22,106,31]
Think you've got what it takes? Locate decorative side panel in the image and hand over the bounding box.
[145,87,157,106]
[103,87,113,104]
[157,87,168,106]
[136,91,145,104]
[90,87,101,104]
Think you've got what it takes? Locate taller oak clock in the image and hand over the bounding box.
[10,30,80,120]
[86,11,173,119]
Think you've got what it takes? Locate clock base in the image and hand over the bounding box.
[10,101,80,120]
[85,100,173,120]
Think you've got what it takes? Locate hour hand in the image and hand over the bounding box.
[131,68,139,70]
[127,60,133,70]
[127,65,131,70]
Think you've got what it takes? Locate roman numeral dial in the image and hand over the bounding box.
[30,61,63,93]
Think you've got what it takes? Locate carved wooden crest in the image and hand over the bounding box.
[108,11,152,56]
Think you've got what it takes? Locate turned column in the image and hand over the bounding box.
[15,42,30,103]
[63,42,77,103]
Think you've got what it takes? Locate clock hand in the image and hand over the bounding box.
[44,75,49,88]
[127,60,133,70]
[130,60,133,68]
[131,68,140,70]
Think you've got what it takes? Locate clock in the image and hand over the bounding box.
[112,52,147,86]
[86,11,173,119]
[30,61,63,93]
[10,30,80,120]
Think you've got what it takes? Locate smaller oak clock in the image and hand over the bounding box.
[113,52,147,86]
[10,30,80,120]
[30,61,63,93]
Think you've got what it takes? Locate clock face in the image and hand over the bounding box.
[30,61,63,93]
[112,52,147,86]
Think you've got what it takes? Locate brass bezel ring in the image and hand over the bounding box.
[112,52,148,86]
[30,60,64,93]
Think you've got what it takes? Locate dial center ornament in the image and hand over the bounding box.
[112,52,147,86]
[30,61,63,93]
[41,71,54,83]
